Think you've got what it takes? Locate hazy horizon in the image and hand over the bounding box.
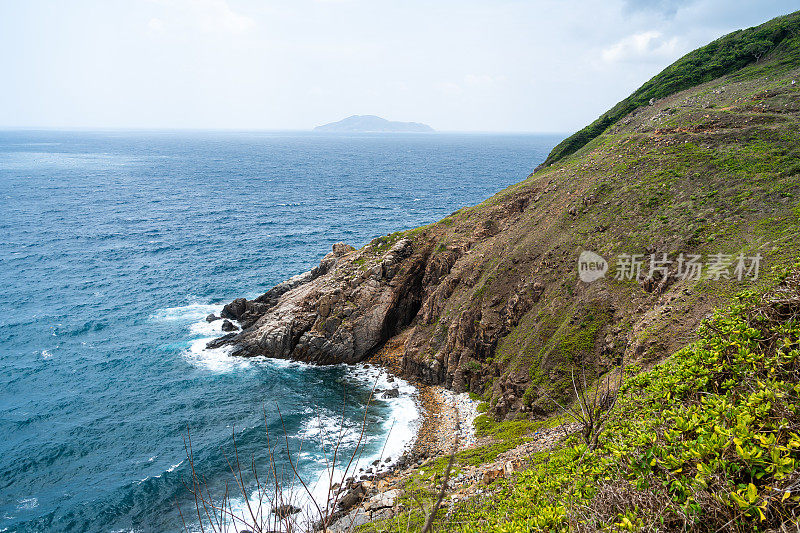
[1,0,797,132]
[0,125,569,134]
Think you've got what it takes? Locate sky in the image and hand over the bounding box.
[0,0,796,132]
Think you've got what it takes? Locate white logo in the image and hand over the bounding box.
[578,251,608,282]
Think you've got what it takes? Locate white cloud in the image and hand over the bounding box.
[148,0,255,35]
[435,82,463,97]
[622,0,696,17]
[147,17,166,32]
[600,30,684,64]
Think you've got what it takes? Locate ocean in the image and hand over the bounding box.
[0,130,560,532]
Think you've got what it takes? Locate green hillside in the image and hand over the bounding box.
[348,10,800,532]
[538,11,800,170]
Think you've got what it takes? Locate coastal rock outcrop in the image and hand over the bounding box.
[209,187,626,418]
[207,239,430,364]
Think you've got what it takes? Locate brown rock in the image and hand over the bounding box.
[482,468,505,485]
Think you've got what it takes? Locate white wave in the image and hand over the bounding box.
[16,498,38,510]
[367,368,421,469]
[40,350,52,359]
[182,338,250,373]
[168,309,421,530]
[189,318,226,337]
[136,459,187,485]
[301,363,421,475]
[265,357,315,371]
[183,365,422,533]
[378,383,421,465]
[166,459,184,473]
[154,301,252,373]
[150,303,221,323]
[297,409,376,453]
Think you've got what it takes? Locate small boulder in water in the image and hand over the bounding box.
[221,319,238,332]
[272,504,301,518]
[205,313,220,323]
[381,388,400,399]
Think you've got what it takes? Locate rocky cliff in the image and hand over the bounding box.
[213,12,800,420]
[210,238,427,365]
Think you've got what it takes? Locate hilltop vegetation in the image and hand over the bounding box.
[539,11,800,169]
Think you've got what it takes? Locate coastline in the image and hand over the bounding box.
[306,329,481,531]
[320,385,481,532]
[196,314,480,530]
[365,327,481,460]
[194,273,482,530]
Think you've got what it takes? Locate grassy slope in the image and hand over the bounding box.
[355,15,800,533]
[397,31,800,414]
[539,11,800,170]
[447,268,800,532]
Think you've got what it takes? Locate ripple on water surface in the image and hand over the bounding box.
[0,130,561,532]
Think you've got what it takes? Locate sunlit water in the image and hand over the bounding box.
[0,130,560,532]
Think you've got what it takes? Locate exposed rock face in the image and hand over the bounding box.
[209,182,623,421]
[208,239,430,365]
[210,206,558,411]
[272,504,301,518]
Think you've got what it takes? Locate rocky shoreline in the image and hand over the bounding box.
[204,303,483,531]
[203,231,545,420]
[319,383,481,532]
[204,239,554,529]
[319,385,579,533]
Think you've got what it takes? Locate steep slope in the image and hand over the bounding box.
[378,267,800,532]
[538,10,800,169]
[215,14,800,423]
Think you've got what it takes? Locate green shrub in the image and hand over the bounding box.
[451,269,800,532]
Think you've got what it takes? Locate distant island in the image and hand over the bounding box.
[314,115,434,133]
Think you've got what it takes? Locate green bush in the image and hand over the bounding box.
[452,270,800,532]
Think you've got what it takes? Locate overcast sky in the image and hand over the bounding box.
[0,0,796,132]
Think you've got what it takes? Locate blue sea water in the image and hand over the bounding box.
[0,130,560,532]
